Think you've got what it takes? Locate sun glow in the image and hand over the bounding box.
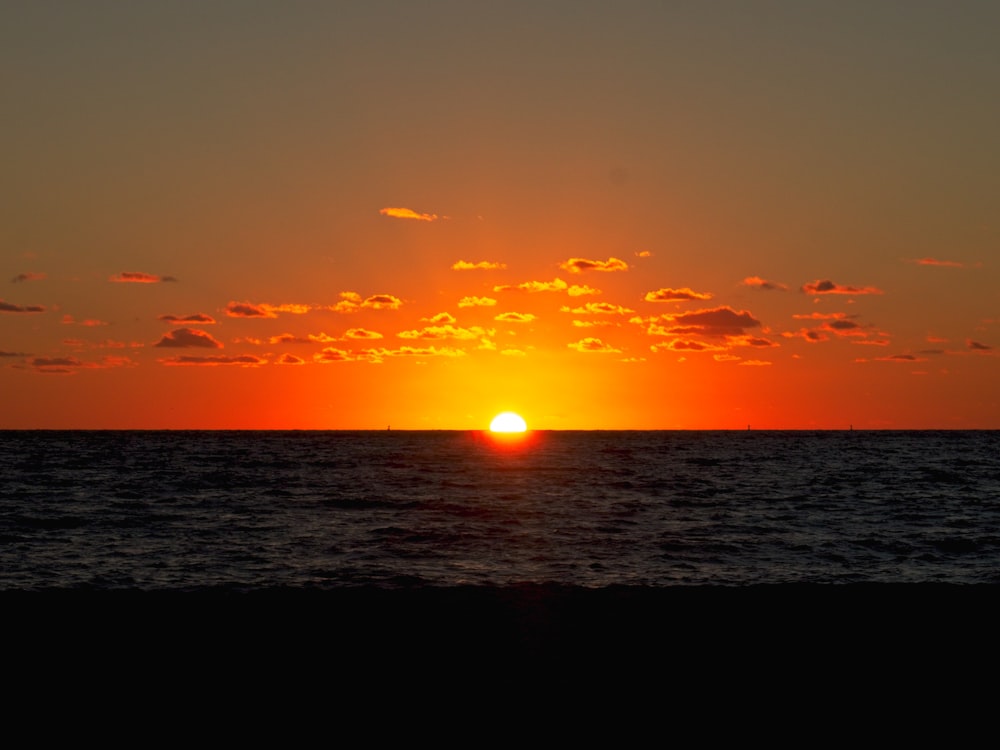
[489,412,527,432]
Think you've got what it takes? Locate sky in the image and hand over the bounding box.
[2,0,998,430]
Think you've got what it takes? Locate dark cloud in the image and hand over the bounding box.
[801,279,883,295]
[644,287,713,302]
[159,313,216,324]
[0,299,45,313]
[109,272,177,283]
[559,257,629,274]
[153,327,223,348]
[741,276,788,291]
[968,340,992,351]
[160,355,264,366]
[11,272,45,283]
[660,307,762,337]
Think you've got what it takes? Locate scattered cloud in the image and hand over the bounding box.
[568,337,621,353]
[494,312,536,323]
[562,301,635,316]
[0,299,45,313]
[644,287,713,303]
[276,354,306,365]
[649,306,762,338]
[159,355,265,367]
[31,356,83,368]
[559,257,629,274]
[159,313,216,325]
[572,319,614,328]
[458,296,497,307]
[398,324,493,340]
[423,312,457,324]
[452,260,506,270]
[907,257,965,268]
[650,339,727,353]
[494,278,568,293]
[0,350,29,357]
[333,292,403,312]
[153,327,223,349]
[741,276,788,291]
[872,354,927,362]
[379,207,440,222]
[801,279,883,295]
[62,315,108,326]
[567,285,600,297]
[314,347,354,363]
[345,328,383,340]
[226,301,278,318]
[11,272,45,283]
[500,348,527,356]
[739,360,773,366]
[968,339,993,351]
[361,345,466,359]
[109,272,177,283]
[635,250,652,258]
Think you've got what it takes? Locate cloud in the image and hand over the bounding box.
[568,337,621,353]
[571,319,614,328]
[0,299,45,313]
[562,302,635,315]
[333,292,403,312]
[159,313,217,325]
[650,339,727,353]
[741,276,788,291]
[160,355,265,366]
[398,324,493,340]
[635,250,652,258]
[226,301,278,318]
[360,345,467,360]
[738,360,773,366]
[61,315,108,326]
[31,356,83,368]
[457,296,497,307]
[0,350,29,357]
[567,285,600,297]
[908,257,965,268]
[873,354,926,362]
[968,340,993,351]
[644,287,713,303]
[451,260,507,270]
[11,272,45,283]
[153,327,223,348]
[226,301,313,318]
[800,279,884,295]
[276,354,306,365]
[314,347,354,363]
[559,257,629,274]
[651,306,762,338]
[345,328,383,339]
[494,312,536,323]
[379,207,440,222]
[109,272,177,283]
[423,312,457,324]
[494,278,568,293]
[500,349,527,356]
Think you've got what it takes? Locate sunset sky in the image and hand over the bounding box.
[2,1,998,429]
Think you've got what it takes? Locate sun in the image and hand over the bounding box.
[489,412,527,433]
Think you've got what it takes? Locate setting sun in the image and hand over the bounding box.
[490,412,528,433]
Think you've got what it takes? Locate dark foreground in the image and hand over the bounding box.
[7,583,998,668]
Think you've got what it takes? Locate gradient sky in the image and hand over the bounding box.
[2,1,998,429]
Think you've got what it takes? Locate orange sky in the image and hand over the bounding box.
[2,2,998,429]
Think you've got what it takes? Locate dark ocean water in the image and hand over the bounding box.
[2,429,999,590]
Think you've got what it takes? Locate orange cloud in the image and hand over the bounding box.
[226,301,277,318]
[379,207,440,222]
[568,337,621,353]
[494,312,536,323]
[160,355,265,366]
[153,327,223,349]
[423,312,457,324]
[635,250,652,258]
[11,272,45,283]
[494,278,568,293]
[909,257,965,268]
[968,340,993,351]
[159,313,216,324]
[452,260,506,270]
[62,315,108,326]
[333,292,403,312]
[559,257,629,274]
[109,272,177,283]
[314,347,355,363]
[562,302,635,315]
[361,345,466,359]
[276,354,306,365]
[398,324,492,340]
[1,299,45,313]
[652,306,762,338]
[345,328,383,339]
[457,296,497,307]
[650,339,727,353]
[644,288,713,302]
[567,285,600,297]
[741,276,788,291]
[800,279,883,295]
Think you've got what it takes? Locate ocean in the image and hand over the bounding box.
[3,429,1000,681]
[3,429,998,590]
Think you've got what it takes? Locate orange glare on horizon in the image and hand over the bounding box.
[489,412,527,432]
